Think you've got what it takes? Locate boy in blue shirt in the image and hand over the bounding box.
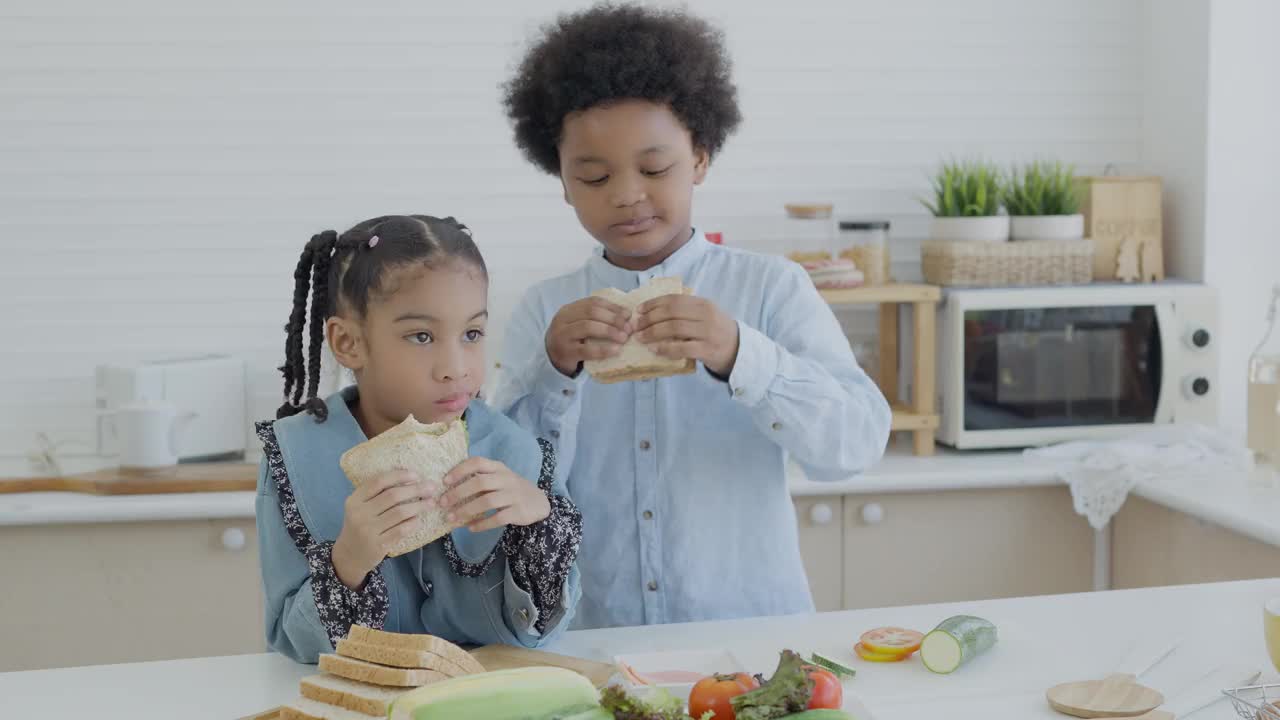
[492,4,891,630]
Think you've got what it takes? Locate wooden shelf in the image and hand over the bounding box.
[890,406,940,432]
[820,283,941,305]
[817,282,942,455]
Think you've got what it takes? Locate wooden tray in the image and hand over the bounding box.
[0,463,257,495]
[468,644,616,687]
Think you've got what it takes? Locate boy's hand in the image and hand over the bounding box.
[333,470,436,590]
[634,295,741,377]
[437,457,550,533]
[545,296,633,377]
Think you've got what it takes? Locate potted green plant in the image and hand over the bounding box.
[922,159,1009,242]
[1004,160,1084,241]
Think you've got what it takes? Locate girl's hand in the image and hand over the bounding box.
[545,296,633,377]
[438,457,550,533]
[332,470,435,590]
[634,294,741,377]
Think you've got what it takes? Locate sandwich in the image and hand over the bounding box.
[338,416,468,557]
[584,276,696,384]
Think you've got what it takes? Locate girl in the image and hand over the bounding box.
[256,214,581,664]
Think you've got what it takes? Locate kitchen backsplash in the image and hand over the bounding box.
[1,0,1145,474]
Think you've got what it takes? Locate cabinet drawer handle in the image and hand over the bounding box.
[221,527,247,551]
[809,503,834,526]
[860,502,885,525]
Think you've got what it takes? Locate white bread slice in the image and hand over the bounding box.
[299,674,405,717]
[345,625,485,675]
[584,277,696,384]
[281,697,376,720]
[338,416,468,557]
[335,639,475,678]
[319,653,450,688]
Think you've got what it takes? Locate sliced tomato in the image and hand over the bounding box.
[854,642,912,663]
[859,627,924,656]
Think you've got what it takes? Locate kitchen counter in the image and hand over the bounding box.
[0,489,256,526]
[4,579,1276,720]
[3,447,1278,550]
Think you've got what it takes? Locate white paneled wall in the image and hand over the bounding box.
[0,0,1144,473]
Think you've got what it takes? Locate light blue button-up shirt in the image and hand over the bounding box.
[491,231,891,630]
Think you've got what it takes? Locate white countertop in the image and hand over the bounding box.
[4,447,1278,550]
[0,490,256,527]
[4,579,1277,720]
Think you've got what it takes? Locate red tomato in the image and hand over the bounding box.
[805,666,844,710]
[689,672,759,720]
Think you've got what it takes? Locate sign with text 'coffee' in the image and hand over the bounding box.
[1076,176,1164,282]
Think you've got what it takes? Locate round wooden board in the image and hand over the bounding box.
[1046,673,1164,718]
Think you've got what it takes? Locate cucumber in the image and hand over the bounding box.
[780,710,857,720]
[808,653,856,679]
[920,615,997,674]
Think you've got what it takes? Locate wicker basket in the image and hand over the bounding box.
[921,239,1093,287]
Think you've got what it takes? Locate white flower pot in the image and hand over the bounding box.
[1009,213,1085,241]
[929,215,1010,243]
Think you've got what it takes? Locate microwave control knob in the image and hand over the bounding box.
[1183,376,1211,398]
[1187,328,1212,349]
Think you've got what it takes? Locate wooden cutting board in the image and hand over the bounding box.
[468,644,617,687]
[0,463,257,495]
[236,709,282,720]
[1047,673,1165,718]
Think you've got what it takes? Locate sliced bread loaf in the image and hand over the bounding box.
[344,625,485,675]
[299,674,406,717]
[280,696,377,720]
[319,654,450,688]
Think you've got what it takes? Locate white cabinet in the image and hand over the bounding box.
[1112,496,1280,588]
[793,495,843,612]
[796,487,1094,611]
[0,519,264,671]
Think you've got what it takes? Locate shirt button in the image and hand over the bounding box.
[771,421,783,431]
[643,510,653,520]
[639,440,651,450]
[733,387,745,397]
[647,580,659,592]
[562,388,574,397]
[423,581,433,598]
[518,607,530,623]
[550,430,560,439]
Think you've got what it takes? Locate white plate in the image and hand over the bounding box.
[613,648,747,700]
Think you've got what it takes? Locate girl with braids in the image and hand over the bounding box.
[255,214,582,664]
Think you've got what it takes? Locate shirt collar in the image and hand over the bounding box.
[587,227,711,288]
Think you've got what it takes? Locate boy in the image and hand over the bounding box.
[492,3,891,629]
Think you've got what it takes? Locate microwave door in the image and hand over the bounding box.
[1151,301,1177,424]
[960,304,1166,436]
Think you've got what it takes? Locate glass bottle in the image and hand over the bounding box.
[1248,284,1280,465]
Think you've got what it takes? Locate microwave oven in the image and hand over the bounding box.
[935,283,1217,450]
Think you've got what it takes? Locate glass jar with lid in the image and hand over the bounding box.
[784,203,836,262]
[838,219,891,285]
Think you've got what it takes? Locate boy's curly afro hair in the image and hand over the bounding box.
[502,3,742,176]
